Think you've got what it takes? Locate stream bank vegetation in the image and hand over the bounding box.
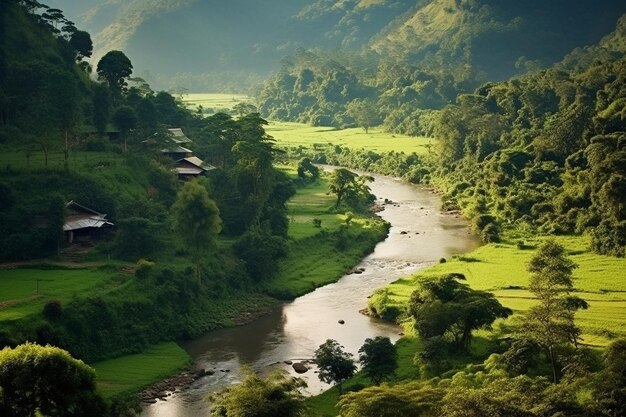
[0,1,388,413]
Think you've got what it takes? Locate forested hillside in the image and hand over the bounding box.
[49,0,626,91]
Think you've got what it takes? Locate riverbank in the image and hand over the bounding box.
[86,174,389,403]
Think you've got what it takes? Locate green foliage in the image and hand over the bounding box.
[358,337,398,386]
[96,51,133,96]
[210,368,306,417]
[409,273,511,351]
[522,240,588,383]
[314,339,357,393]
[233,226,288,281]
[0,343,106,417]
[593,338,626,417]
[112,217,165,261]
[338,382,442,417]
[171,180,222,263]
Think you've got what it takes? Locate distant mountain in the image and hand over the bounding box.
[49,0,626,91]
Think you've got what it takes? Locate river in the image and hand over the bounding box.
[140,172,480,417]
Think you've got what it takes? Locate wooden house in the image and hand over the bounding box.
[63,201,114,243]
[174,156,216,179]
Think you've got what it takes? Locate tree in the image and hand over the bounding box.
[328,168,357,208]
[0,343,106,417]
[521,240,588,383]
[210,368,306,417]
[112,105,137,153]
[296,157,319,181]
[171,181,222,278]
[593,338,626,417]
[92,83,111,138]
[347,98,379,133]
[314,339,356,393]
[69,30,92,61]
[233,102,258,117]
[47,70,80,169]
[96,50,133,96]
[409,274,511,352]
[359,336,398,385]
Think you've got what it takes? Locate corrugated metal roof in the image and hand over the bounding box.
[63,216,114,231]
[175,167,205,175]
[181,156,217,171]
[168,128,192,144]
[161,145,192,154]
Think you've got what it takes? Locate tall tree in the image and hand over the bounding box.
[328,168,358,208]
[314,339,356,394]
[69,30,92,61]
[347,98,378,134]
[171,181,222,279]
[522,240,588,383]
[358,336,398,385]
[112,105,137,153]
[96,50,133,97]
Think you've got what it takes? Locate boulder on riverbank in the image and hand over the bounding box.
[292,362,309,374]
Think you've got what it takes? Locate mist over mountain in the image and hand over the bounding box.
[51,0,626,92]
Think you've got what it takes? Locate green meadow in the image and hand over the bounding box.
[181,93,252,112]
[0,267,123,321]
[268,170,389,298]
[379,233,626,347]
[266,121,432,154]
[93,342,191,398]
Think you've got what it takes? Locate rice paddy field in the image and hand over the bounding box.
[266,121,432,154]
[181,93,252,113]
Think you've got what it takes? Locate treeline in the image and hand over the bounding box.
[258,48,459,136]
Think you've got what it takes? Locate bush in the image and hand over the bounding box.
[42,300,63,321]
[135,259,155,280]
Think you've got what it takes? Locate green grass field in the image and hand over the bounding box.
[181,93,252,113]
[267,171,389,298]
[380,234,626,346]
[0,267,123,321]
[93,342,191,398]
[266,121,431,154]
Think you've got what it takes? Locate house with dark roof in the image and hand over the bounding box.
[63,201,114,243]
[174,156,216,179]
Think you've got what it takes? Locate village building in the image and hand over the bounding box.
[63,201,114,243]
[174,156,216,179]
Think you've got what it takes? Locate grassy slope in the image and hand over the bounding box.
[93,342,191,398]
[266,121,431,154]
[0,267,125,321]
[267,170,389,298]
[382,233,626,346]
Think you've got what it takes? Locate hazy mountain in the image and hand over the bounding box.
[49,0,626,91]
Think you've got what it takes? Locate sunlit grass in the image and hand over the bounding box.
[380,234,626,346]
[181,93,252,112]
[266,121,432,154]
[93,342,191,398]
[0,267,122,321]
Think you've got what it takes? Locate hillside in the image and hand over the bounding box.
[48,0,626,91]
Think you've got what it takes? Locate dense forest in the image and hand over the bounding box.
[265,14,626,258]
[1,0,626,416]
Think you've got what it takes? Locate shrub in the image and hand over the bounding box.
[135,259,155,279]
[42,300,63,321]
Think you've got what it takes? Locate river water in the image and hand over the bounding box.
[140,172,480,417]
